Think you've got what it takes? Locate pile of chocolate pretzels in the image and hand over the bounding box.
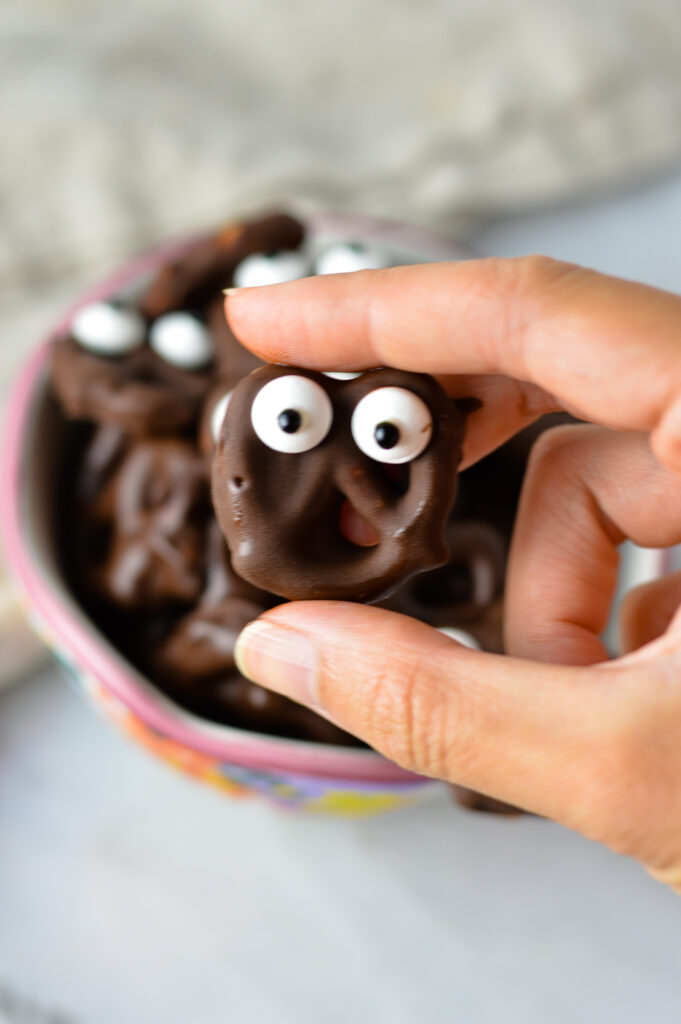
[50,211,524,751]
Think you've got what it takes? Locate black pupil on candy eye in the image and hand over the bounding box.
[278,408,302,433]
[265,249,282,259]
[374,422,400,449]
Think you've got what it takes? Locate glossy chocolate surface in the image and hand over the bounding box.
[82,437,210,609]
[382,520,506,626]
[139,212,305,319]
[52,332,214,435]
[154,594,354,743]
[212,366,466,602]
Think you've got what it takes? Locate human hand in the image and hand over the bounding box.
[225,257,681,891]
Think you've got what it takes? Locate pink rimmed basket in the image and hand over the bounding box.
[1,214,479,814]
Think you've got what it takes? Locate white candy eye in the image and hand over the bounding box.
[322,371,363,380]
[71,302,145,357]
[315,243,390,276]
[437,627,481,651]
[149,312,214,370]
[351,387,432,464]
[233,249,311,288]
[251,375,333,454]
[211,390,232,443]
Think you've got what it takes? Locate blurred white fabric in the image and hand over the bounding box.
[3,0,681,304]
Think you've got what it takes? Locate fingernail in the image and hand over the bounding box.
[235,619,318,706]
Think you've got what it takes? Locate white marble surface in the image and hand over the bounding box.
[4,175,681,1022]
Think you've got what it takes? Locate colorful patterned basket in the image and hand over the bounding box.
[1,215,474,814]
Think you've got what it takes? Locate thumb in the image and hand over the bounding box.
[234,602,620,825]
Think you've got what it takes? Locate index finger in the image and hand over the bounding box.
[225,257,681,472]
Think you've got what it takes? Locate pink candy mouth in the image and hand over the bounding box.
[339,499,380,547]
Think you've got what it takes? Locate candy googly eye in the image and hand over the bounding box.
[315,243,390,276]
[71,302,146,357]
[351,387,433,464]
[437,627,481,650]
[251,375,333,454]
[322,371,363,380]
[149,312,214,370]
[233,249,311,288]
[211,390,232,443]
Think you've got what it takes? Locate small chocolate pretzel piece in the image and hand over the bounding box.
[382,521,506,625]
[139,212,305,319]
[84,438,210,609]
[52,330,214,435]
[212,366,466,602]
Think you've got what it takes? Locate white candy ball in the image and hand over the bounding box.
[233,250,311,288]
[71,302,146,357]
[351,386,433,465]
[251,374,333,454]
[315,243,390,275]
[322,371,363,380]
[149,313,214,370]
[437,627,481,651]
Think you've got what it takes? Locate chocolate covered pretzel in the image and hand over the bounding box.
[381,521,506,625]
[205,295,262,386]
[153,548,353,743]
[82,438,210,609]
[154,594,353,742]
[155,594,265,693]
[139,212,306,319]
[52,212,308,435]
[52,303,217,435]
[212,366,466,602]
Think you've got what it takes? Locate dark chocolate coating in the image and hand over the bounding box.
[212,366,465,602]
[155,595,264,690]
[382,521,505,625]
[209,676,353,744]
[139,212,305,319]
[197,302,264,458]
[51,212,305,436]
[73,424,129,504]
[206,296,262,386]
[84,438,210,608]
[200,519,272,607]
[51,333,214,436]
[155,594,354,744]
[198,384,231,460]
[52,213,575,760]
